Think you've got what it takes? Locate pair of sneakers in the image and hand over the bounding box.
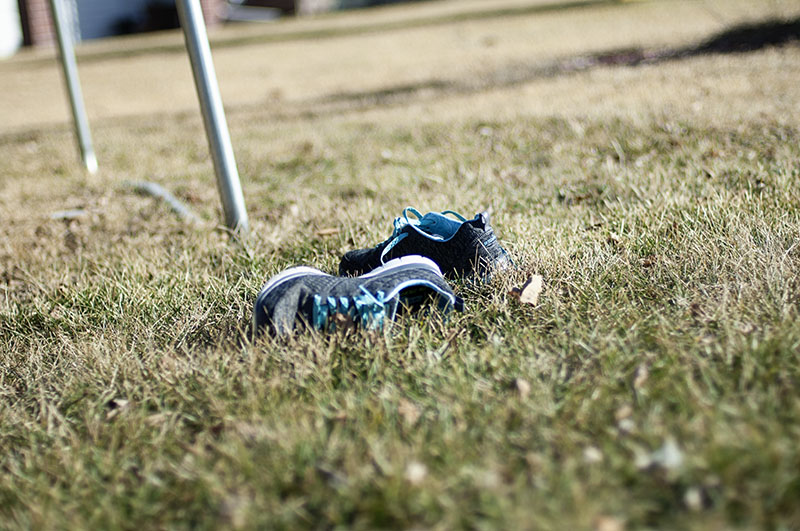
[252,207,512,336]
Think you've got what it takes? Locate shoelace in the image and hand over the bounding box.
[379,207,468,264]
[312,287,387,331]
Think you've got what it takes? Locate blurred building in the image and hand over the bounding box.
[8,0,418,53]
[15,0,227,47]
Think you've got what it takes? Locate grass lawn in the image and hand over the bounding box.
[2,0,800,528]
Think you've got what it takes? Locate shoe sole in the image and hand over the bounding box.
[253,255,443,334]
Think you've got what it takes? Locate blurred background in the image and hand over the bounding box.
[2,0,798,133]
[1,0,426,56]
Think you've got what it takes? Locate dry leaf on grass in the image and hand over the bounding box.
[405,461,428,485]
[636,437,684,471]
[398,398,421,426]
[583,446,604,464]
[105,398,130,420]
[315,227,340,236]
[594,515,625,531]
[514,378,531,399]
[510,275,544,305]
[633,365,649,390]
[684,487,704,512]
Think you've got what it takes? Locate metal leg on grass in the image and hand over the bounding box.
[49,0,97,174]
[176,0,249,233]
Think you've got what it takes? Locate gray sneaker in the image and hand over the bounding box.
[339,207,512,280]
[253,255,463,336]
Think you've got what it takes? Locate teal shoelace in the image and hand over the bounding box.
[312,287,387,331]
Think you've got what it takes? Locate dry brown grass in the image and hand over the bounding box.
[2,0,800,528]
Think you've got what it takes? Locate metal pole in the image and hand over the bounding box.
[175,0,249,233]
[48,0,97,174]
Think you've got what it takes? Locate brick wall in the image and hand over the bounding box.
[19,0,55,46]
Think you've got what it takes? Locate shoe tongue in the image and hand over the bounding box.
[416,212,463,240]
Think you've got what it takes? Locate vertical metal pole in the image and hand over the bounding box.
[49,0,97,174]
[175,0,249,233]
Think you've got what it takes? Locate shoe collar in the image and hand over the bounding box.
[380,207,484,263]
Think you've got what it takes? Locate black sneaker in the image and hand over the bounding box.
[253,255,463,336]
[339,207,511,280]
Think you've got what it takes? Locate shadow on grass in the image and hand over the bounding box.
[583,16,800,67]
[318,17,800,108]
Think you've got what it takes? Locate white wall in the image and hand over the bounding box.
[0,0,23,57]
[76,0,153,40]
